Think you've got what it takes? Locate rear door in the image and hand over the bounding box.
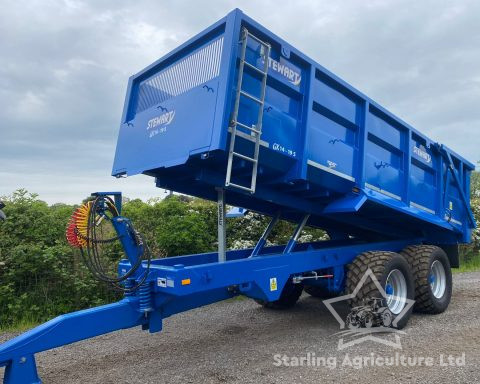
[113,35,224,176]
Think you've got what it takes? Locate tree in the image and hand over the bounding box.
[471,171,480,198]
[0,190,117,327]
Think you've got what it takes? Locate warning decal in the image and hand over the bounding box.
[270,277,278,291]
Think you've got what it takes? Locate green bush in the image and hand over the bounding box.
[0,190,118,327]
[0,178,479,328]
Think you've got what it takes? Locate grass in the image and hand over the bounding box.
[225,295,247,302]
[454,249,480,273]
[0,318,38,333]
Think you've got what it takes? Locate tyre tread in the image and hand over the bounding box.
[401,245,448,314]
[346,251,398,307]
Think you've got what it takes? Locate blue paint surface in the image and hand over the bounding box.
[113,8,475,244]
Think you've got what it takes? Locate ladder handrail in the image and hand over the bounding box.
[225,27,271,193]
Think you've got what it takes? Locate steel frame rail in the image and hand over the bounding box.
[0,193,423,383]
[0,236,421,383]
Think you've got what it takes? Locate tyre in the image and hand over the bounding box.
[255,278,303,309]
[362,312,374,328]
[379,307,393,327]
[401,245,452,314]
[346,251,415,329]
[304,285,335,299]
[346,313,360,329]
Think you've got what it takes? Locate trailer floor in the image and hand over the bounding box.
[1,272,479,384]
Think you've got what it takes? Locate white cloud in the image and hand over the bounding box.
[1,0,479,204]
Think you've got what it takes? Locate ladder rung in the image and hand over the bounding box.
[226,182,254,193]
[233,121,261,134]
[240,91,263,105]
[243,61,267,76]
[244,31,270,48]
[232,152,257,163]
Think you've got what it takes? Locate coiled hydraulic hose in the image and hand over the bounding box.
[66,196,150,292]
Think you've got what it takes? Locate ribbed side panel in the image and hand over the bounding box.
[134,36,224,115]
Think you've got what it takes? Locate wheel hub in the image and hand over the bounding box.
[430,260,446,299]
[385,269,407,315]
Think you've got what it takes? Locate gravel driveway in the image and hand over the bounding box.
[1,272,479,383]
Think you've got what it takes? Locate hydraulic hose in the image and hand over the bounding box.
[66,196,150,292]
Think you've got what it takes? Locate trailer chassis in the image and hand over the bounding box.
[0,192,421,383]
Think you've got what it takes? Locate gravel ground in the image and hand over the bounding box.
[1,272,479,384]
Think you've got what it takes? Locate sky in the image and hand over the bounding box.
[1,0,479,204]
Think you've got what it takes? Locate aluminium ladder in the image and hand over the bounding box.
[225,27,271,193]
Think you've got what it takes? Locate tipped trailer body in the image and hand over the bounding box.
[0,9,475,384]
[113,9,474,245]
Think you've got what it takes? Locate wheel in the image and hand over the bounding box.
[304,285,336,299]
[346,313,360,329]
[255,278,303,309]
[346,251,415,329]
[362,312,374,328]
[401,245,452,314]
[379,308,393,327]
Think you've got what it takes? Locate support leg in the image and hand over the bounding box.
[217,188,226,262]
[3,355,40,384]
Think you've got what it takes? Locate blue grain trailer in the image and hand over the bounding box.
[0,9,475,383]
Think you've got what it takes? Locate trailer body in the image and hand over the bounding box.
[113,8,475,245]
